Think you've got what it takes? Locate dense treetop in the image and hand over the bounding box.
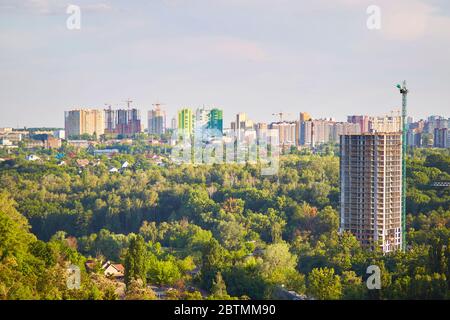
[0,146,449,299]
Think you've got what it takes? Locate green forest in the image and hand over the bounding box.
[1,146,450,300]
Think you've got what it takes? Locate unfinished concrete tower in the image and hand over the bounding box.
[340,133,402,252]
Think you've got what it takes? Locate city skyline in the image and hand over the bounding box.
[1,104,448,131]
[1,0,450,127]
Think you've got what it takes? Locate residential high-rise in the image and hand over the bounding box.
[235,113,254,131]
[298,112,312,145]
[425,116,449,134]
[340,133,403,252]
[330,122,361,143]
[255,122,268,140]
[195,107,210,131]
[347,115,370,133]
[115,108,141,137]
[434,128,448,148]
[178,108,194,135]
[171,117,177,130]
[233,112,254,140]
[298,116,361,147]
[270,121,297,148]
[148,104,166,135]
[369,113,402,133]
[300,112,311,123]
[103,108,142,137]
[65,109,105,139]
[235,112,246,132]
[104,107,116,134]
[348,113,401,134]
[208,108,223,134]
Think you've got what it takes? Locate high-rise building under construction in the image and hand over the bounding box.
[340,132,403,252]
[148,104,166,136]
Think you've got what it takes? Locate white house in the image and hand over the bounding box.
[102,261,125,279]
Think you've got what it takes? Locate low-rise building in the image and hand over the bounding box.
[93,149,119,157]
[102,261,125,279]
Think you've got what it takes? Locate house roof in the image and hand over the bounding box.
[113,264,125,273]
[102,261,125,276]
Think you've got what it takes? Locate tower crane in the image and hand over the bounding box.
[397,80,408,251]
[125,99,133,110]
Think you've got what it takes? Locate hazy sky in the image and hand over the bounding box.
[1,0,449,128]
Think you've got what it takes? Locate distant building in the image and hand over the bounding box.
[407,128,423,147]
[235,113,253,131]
[65,109,105,139]
[347,115,370,133]
[178,108,194,135]
[299,118,336,147]
[0,138,12,146]
[53,130,65,140]
[255,122,268,141]
[425,115,449,134]
[44,136,62,149]
[148,104,166,136]
[67,140,91,149]
[0,130,22,145]
[171,116,177,130]
[104,107,116,134]
[104,108,141,137]
[402,115,449,149]
[0,128,13,134]
[340,133,403,252]
[116,108,142,137]
[93,149,119,157]
[434,128,448,148]
[330,122,361,143]
[25,140,45,149]
[195,107,210,131]
[300,112,311,123]
[348,112,401,134]
[208,108,223,134]
[270,121,297,148]
[369,113,402,133]
[232,113,254,141]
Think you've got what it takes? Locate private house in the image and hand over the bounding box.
[102,261,125,279]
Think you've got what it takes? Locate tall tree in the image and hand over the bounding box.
[124,235,148,286]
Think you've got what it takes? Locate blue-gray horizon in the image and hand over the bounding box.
[1,0,450,128]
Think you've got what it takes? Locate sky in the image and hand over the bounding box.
[0,0,449,128]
